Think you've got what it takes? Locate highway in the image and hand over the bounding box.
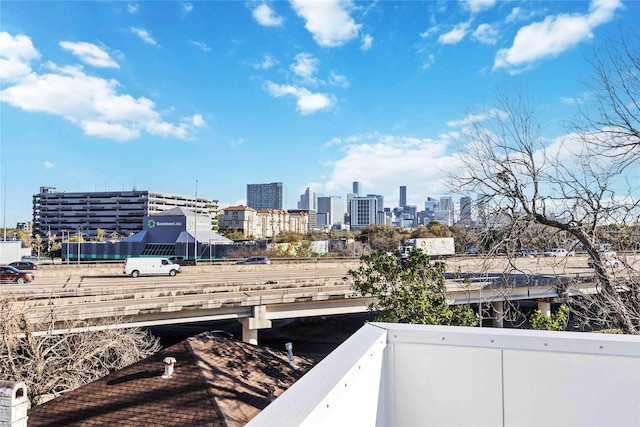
[2,255,634,342]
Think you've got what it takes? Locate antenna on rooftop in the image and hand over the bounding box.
[285,342,299,370]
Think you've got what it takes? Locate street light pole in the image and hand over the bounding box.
[194,179,198,262]
[77,227,82,265]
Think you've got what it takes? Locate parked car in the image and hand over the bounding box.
[587,251,619,268]
[9,261,38,270]
[511,249,537,257]
[236,256,271,265]
[168,256,196,266]
[0,265,35,284]
[543,248,575,257]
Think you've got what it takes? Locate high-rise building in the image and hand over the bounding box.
[32,186,219,239]
[349,194,384,230]
[345,192,356,222]
[459,196,472,225]
[352,181,362,197]
[477,195,488,227]
[399,186,407,208]
[435,196,454,226]
[317,196,343,228]
[246,182,284,210]
[297,187,315,210]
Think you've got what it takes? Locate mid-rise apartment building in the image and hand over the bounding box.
[247,182,284,210]
[349,194,384,230]
[219,205,309,239]
[32,187,219,239]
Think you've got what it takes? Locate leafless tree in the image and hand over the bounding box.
[0,296,161,405]
[572,32,640,169]
[448,83,640,334]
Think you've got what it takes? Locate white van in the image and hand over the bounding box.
[123,257,181,277]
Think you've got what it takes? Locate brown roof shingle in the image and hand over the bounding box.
[27,332,313,427]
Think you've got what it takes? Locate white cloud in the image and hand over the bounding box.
[321,133,456,202]
[190,40,211,52]
[472,23,499,45]
[44,161,55,169]
[253,54,277,69]
[465,0,497,14]
[182,2,193,14]
[130,27,157,45]
[329,70,349,88]
[252,3,284,27]
[290,0,361,47]
[506,7,523,23]
[361,34,373,50]
[438,22,470,45]
[0,33,202,142]
[127,3,138,14]
[265,81,335,115]
[191,114,205,127]
[60,41,119,68]
[446,109,507,128]
[0,32,40,82]
[291,52,319,83]
[420,25,439,39]
[422,54,435,70]
[494,0,622,72]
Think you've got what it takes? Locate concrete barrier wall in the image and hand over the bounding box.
[34,260,361,279]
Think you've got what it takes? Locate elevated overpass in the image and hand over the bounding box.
[2,257,611,343]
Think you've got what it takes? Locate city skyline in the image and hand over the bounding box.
[1,1,638,224]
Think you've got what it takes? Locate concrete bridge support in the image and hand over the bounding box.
[537,299,551,317]
[239,305,272,345]
[492,301,504,328]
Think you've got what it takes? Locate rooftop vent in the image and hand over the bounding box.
[285,342,299,370]
[162,357,177,379]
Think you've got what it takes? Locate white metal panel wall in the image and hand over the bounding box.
[250,323,640,427]
[248,324,387,427]
[389,343,503,426]
[503,350,640,426]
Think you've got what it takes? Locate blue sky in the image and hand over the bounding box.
[0,0,637,225]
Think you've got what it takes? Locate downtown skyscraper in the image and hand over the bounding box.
[246,182,284,210]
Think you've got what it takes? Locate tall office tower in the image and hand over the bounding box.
[246,182,284,210]
[459,196,472,224]
[317,196,344,227]
[435,196,454,226]
[399,186,407,208]
[425,197,438,213]
[349,195,383,230]
[352,181,362,197]
[346,192,356,210]
[477,195,488,227]
[297,187,315,210]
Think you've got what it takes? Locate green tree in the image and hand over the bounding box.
[224,228,251,241]
[274,231,304,243]
[359,224,408,253]
[530,304,570,331]
[349,249,480,326]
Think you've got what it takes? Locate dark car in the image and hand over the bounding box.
[9,261,38,270]
[236,256,271,265]
[0,265,35,284]
[168,256,196,266]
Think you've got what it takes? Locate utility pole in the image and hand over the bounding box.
[194,179,198,262]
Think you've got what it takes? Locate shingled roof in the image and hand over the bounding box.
[27,332,313,427]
